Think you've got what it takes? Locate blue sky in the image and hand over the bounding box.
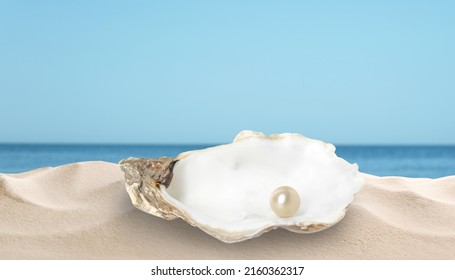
[1,1,454,144]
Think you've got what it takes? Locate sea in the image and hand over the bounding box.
[0,144,454,178]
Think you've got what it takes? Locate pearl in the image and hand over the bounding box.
[270,186,300,218]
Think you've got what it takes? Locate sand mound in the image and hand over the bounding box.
[1,161,454,259]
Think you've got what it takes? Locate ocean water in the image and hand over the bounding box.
[0,144,454,178]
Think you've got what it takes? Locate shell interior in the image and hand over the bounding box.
[159,131,364,240]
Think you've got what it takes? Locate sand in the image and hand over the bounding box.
[1,161,454,259]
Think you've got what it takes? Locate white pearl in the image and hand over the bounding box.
[270,186,300,218]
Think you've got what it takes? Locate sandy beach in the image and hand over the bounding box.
[1,161,454,259]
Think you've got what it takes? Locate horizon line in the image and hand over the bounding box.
[1,142,455,147]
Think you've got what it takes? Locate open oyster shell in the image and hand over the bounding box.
[120,131,364,243]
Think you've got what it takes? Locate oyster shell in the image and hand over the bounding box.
[120,131,364,243]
